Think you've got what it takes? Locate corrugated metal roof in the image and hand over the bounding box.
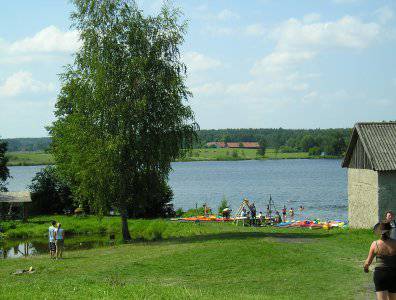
[0,191,31,203]
[342,122,396,171]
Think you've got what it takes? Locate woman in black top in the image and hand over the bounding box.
[364,222,396,300]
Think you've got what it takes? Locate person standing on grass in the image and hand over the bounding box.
[54,223,65,259]
[385,211,396,240]
[282,205,287,222]
[48,220,57,259]
[364,222,396,300]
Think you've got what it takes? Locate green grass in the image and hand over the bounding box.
[178,148,312,161]
[6,151,54,166]
[5,149,338,167]
[1,215,256,240]
[0,217,376,299]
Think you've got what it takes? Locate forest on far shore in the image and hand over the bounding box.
[2,127,351,156]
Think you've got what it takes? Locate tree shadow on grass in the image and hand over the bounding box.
[135,230,343,245]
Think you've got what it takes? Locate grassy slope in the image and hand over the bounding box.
[1,217,375,299]
[6,151,55,166]
[6,149,335,166]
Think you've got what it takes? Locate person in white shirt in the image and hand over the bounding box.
[48,220,57,258]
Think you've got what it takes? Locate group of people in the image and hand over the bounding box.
[241,203,258,226]
[364,211,396,299]
[240,203,305,226]
[48,220,65,259]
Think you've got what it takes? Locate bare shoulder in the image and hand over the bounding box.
[370,240,378,250]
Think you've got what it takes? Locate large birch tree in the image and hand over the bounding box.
[50,0,197,241]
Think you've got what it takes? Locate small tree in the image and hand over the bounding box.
[257,138,267,157]
[29,166,74,215]
[0,138,10,192]
[218,195,229,214]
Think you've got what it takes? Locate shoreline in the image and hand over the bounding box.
[6,150,342,167]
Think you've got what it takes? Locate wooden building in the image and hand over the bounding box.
[0,191,31,222]
[342,122,396,228]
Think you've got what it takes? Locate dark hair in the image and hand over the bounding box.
[380,222,391,241]
[51,220,56,226]
[385,211,394,217]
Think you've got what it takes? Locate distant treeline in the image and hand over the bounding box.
[3,137,52,152]
[196,128,352,156]
[3,128,352,156]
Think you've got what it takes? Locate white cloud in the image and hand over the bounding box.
[251,51,315,75]
[0,26,80,64]
[0,71,54,97]
[245,23,267,36]
[273,16,380,50]
[7,26,80,53]
[183,52,222,72]
[249,15,381,78]
[374,6,394,24]
[303,13,321,24]
[194,13,384,115]
[216,9,240,21]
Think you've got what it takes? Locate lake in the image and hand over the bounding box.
[6,159,347,221]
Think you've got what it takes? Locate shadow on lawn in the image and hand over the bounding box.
[146,230,342,245]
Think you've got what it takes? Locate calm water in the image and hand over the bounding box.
[6,159,347,221]
[0,236,114,259]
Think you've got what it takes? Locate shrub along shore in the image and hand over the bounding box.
[6,148,341,166]
[0,216,375,299]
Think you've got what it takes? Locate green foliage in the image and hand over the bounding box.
[3,137,51,152]
[175,208,184,217]
[231,149,239,158]
[257,138,267,156]
[182,207,205,217]
[279,145,298,153]
[29,166,75,215]
[49,0,197,238]
[0,138,10,192]
[308,147,321,156]
[218,195,229,213]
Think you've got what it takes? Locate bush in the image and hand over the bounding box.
[29,166,75,215]
[308,147,321,156]
[279,146,298,153]
[218,196,229,214]
[175,208,184,217]
[127,171,175,218]
[182,207,205,217]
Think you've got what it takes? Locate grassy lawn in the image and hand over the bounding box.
[0,216,375,299]
[6,151,55,166]
[5,149,338,167]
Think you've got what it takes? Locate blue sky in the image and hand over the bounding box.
[0,0,395,138]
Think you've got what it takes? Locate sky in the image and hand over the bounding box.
[0,0,395,138]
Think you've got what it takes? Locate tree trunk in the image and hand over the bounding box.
[121,212,131,242]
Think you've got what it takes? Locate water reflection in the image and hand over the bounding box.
[0,235,115,259]
[0,242,37,259]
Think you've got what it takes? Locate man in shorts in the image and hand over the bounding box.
[48,220,57,258]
